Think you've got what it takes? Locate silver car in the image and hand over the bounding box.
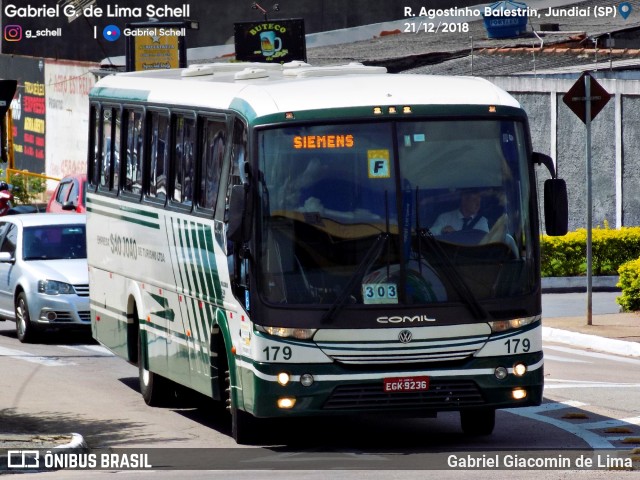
[0,214,89,342]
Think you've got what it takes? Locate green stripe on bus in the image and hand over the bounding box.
[200,223,223,303]
[191,296,210,370]
[169,218,186,294]
[191,221,209,303]
[164,216,182,296]
[230,98,257,122]
[144,318,189,342]
[91,87,150,102]
[87,197,159,219]
[89,300,127,317]
[179,219,194,295]
[87,206,160,230]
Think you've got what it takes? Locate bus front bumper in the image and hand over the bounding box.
[236,351,544,418]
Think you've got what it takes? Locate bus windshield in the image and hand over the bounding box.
[257,119,534,309]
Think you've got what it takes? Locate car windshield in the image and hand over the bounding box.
[23,225,87,260]
[256,119,535,308]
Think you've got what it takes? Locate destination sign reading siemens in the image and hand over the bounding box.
[234,18,306,63]
[293,134,354,149]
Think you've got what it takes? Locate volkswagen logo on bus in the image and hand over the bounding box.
[398,330,413,344]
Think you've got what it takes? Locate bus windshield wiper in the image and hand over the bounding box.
[321,232,389,324]
[417,228,487,320]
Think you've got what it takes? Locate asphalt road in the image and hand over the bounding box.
[1,291,638,479]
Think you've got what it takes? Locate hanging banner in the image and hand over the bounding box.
[0,55,46,172]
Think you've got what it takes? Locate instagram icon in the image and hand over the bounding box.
[4,25,22,42]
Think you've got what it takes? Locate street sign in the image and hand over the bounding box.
[562,72,612,327]
[562,72,611,123]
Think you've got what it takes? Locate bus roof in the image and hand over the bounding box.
[91,62,521,120]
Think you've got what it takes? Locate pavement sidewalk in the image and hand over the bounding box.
[543,311,640,357]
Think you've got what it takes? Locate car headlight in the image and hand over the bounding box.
[38,280,76,295]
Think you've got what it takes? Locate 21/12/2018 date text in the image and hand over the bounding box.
[404,22,470,33]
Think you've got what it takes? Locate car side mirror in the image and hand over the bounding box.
[0,251,15,263]
[62,200,76,211]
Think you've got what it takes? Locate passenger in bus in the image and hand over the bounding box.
[430,189,489,235]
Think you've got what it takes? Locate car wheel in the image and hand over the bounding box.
[15,292,36,343]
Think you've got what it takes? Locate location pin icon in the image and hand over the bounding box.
[619,2,632,19]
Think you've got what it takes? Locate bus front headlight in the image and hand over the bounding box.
[256,325,316,340]
[488,315,540,333]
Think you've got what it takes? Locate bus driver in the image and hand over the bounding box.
[430,189,489,235]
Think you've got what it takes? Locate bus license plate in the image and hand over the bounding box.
[383,376,430,392]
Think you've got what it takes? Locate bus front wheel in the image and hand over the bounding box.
[225,366,261,444]
[231,406,261,445]
[460,408,496,435]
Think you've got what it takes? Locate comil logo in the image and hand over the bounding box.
[4,25,23,42]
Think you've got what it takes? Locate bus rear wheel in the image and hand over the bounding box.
[460,408,495,435]
[138,326,172,406]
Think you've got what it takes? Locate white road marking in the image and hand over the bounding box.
[579,416,640,429]
[506,402,616,449]
[545,381,640,389]
[543,353,590,363]
[58,345,113,355]
[508,401,640,449]
[0,345,74,367]
[545,344,640,365]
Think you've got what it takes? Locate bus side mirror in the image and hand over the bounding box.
[533,152,556,178]
[544,178,568,236]
[227,184,252,243]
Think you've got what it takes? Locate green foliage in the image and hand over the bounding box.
[617,258,640,312]
[540,223,640,277]
[9,173,46,205]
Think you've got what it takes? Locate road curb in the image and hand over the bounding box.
[0,432,87,472]
[543,326,640,358]
[542,276,620,293]
[56,432,87,451]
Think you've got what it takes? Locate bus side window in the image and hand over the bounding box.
[173,115,196,206]
[148,112,169,202]
[123,109,144,195]
[225,119,248,294]
[198,118,226,211]
[100,107,113,190]
[225,119,247,216]
[88,104,100,188]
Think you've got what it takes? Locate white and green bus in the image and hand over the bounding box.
[86,62,567,444]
